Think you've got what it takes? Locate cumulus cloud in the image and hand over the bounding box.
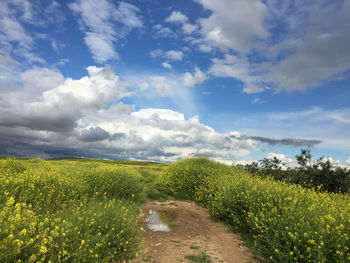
[197,44,212,53]
[182,23,198,34]
[69,0,142,63]
[0,80,260,162]
[153,24,175,38]
[21,68,65,95]
[196,0,268,52]
[150,49,184,61]
[182,67,206,87]
[161,62,172,69]
[0,64,293,162]
[265,152,296,168]
[210,54,266,93]
[346,158,350,166]
[78,127,110,142]
[193,0,350,93]
[149,76,176,96]
[165,11,188,24]
[0,66,132,132]
[266,3,350,92]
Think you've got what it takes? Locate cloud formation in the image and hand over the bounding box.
[193,0,350,93]
[150,49,184,61]
[0,64,322,162]
[196,0,268,52]
[182,67,206,87]
[69,0,142,63]
[165,11,188,24]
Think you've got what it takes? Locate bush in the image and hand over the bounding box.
[0,197,141,262]
[156,157,233,205]
[0,159,145,262]
[242,149,350,194]
[157,157,350,263]
[82,166,145,202]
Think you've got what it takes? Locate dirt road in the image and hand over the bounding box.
[132,200,256,263]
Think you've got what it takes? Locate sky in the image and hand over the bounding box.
[0,0,350,166]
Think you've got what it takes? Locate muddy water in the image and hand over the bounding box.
[145,210,177,232]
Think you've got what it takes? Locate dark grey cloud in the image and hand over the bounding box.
[78,127,110,142]
[248,136,321,147]
[228,134,321,147]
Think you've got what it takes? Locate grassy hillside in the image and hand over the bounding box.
[1,157,349,262]
[0,158,167,262]
[156,157,350,263]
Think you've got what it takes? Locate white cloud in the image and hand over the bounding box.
[346,157,350,165]
[182,23,198,34]
[149,76,175,96]
[196,0,268,52]
[153,24,175,38]
[210,54,266,93]
[69,0,142,63]
[0,66,132,132]
[265,152,296,168]
[165,50,184,61]
[56,58,70,66]
[21,68,65,95]
[165,11,188,24]
[198,44,212,53]
[150,49,184,61]
[0,65,261,161]
[252,98,261,104]
[84,32,119,63]
[0,12,44,64]
[0,0,66,64]
[225,106,350,151]
[0,17,32,46]
[267,8,350,92]
[162,62,172,69]
[182,67,207,87]
[51,41,59,53]
[196,0,350,93]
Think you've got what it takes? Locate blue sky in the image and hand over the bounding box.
[1,0,350,166]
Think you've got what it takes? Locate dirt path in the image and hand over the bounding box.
[132,200,256,263]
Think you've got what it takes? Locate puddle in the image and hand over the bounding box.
[146,210,177,232]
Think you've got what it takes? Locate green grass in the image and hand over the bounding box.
[190,244,200,250]
[185,251,211,263]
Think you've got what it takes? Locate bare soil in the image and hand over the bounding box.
[131,200,257,263]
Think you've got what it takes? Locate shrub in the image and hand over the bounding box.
[156,157,233,205]
[0,197,141,262]
[0,158,145,262]
[157,157,350,263]
[83,166,145,202]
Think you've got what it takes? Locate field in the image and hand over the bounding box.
[1,157,349,262]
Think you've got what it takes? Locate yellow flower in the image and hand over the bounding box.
[40,245,47,254]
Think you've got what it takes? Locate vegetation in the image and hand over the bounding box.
[0,158,165,262]
[1,155,349,262]
[185,251,211,263]
[242,149,350,194]
[156,157,350,262]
